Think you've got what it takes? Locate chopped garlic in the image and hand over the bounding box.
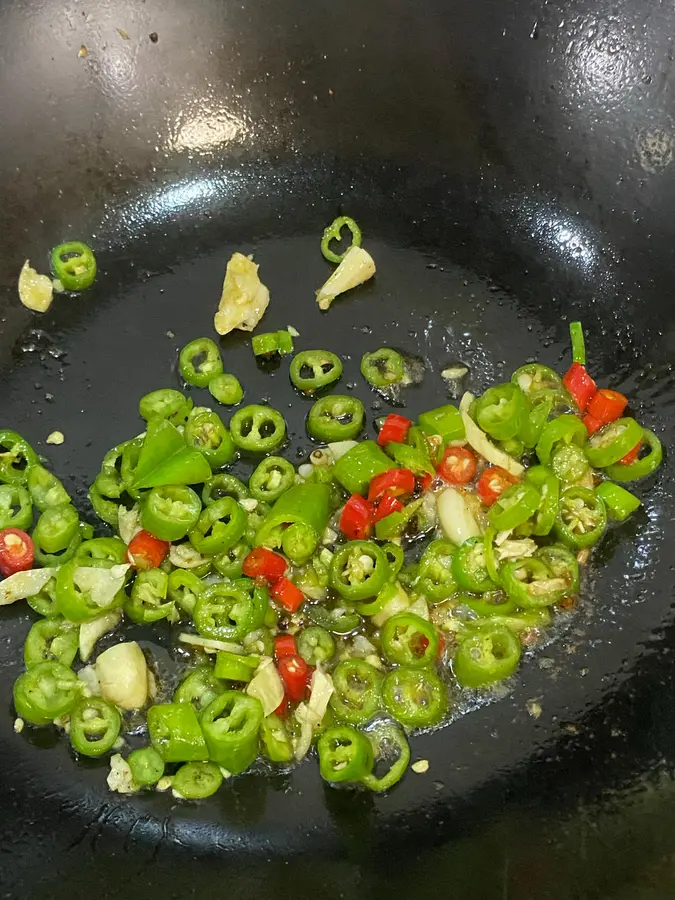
[287,325,300,337]
[96,641,148,710]
[156,776,173,792]
[78,665,100,697]
[46,431,65,445]
[118,505,141,544]
[0,567,55,605]
[178,632,244,654]
[411,759,429,774]
[526,699,543,719]
[459,393,524,477]
[107,754,136,794]
[13,718,24,734]
[18,261,54,312]
[239,497,259,512]
[79,610,121,662]
[214,252,270,335]
[170,543,209,569]
[441,365,469,380]
[316,246,376,310]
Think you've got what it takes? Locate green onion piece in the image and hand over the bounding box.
[320,216,362,265]
[570,321,586,366]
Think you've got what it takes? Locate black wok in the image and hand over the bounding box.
[1,0,675,897]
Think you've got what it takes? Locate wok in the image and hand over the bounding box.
[1,0,674,896]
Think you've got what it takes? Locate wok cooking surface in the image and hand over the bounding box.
[1,0,675,897]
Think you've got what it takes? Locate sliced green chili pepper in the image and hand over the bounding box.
[245,499,271,546]
[381,612,438,667]
[554,485,607,549]
[252,330,294,357]
[128,746,165,786]
[214,650,259,682]
[174,667,225,713]
[333,440,392,495]
[55,558,125,622]
[76,537,127,567]
[202,473,250,506]
[524,465,560,535]
[585,418,645,468]
[229,404,287,454]
[141,484,202,541]
[536,414,587,466]
[329,660,383,725]
[260,713,294,762]
[126,568,173,624]
[458,591,517,618]
[173,761,223,799]
[331,540,391,601]
[33,503,81,567]
[501,557,569,608]
[13,661,80,725]
[361,348,405,388]
[534,544,580,596]
[297,626,336,665]
[69,697,121,757]
[551,443,589,484]
[416,539,458,602]
[453,623,521,688]
[194,579,268,641]
[208,373,244,406]
[511,364,564,398]
[120,437,144,498]
[148,702,208,762]
[27,465,70,511]
[605,429,662,482]
[307,394,365,442]
[0,430,38,485]
[133,418,211,490]
[487,482,541,531]
[569,321,586,365]
[596,481,641,520]
[255,483,330,565]
[381,666,447,728]
[321,215,362,264]
[243,627,275,657]
[418,404,465,444]
[385,441,435,477]
[213,541,250,579]
[382,542,404,576]
[482,528,501,584]
[318,725,373,783]
[290,350,343,393]
[168,569,206,616]
[179,337,224,388]
[475,383,526,441]
[374,497,423,541]
[184,407,235,470]
[518,394,555,449]
[189,496,246,555]
[200,690,263,774]
[452,537,498,593]
[27,577,59,617]
[51,241,97,291]
[139,389,192,424]
[24,617,78,668]
[0,484,32,530]
[306,603,363,634]
[249,456,295,503]
[361,723,411,792]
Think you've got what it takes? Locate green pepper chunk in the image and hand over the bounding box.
[307,394,365,442]
[174,666,225,713]
[385,441,435,477]
[0,430,38,485]
[69,697,121,757]
[252,330,294,357]
[374,497,423,541]
[536,415,587,466]
[333,440,392,495]
[33,503,81,567]
[214,650,259,682]
[148,702,208,762]
[189,496,246,555]
[185,407,236,470]
[452,537,498,593]
[126,568,173,624]
[318,725,374,784]
[415,539,458,602]
[202,473,250,506]
[290,350,343,393]
[381,666,447,728]
[260,713,294,762]
[585,418,645,468]
[475,383,526,441]
[179,337,224,388]
[596,481,641,521]
[417,404,465,444]
[173,761,223,799]
[27,465,70,511]
[487,482,541,531]
[133,418,212,490]
[141,484,202,541]
[51,241,97,291]
[249,456,295,503]
[523,466,560,535]
[381,612,438,668]
[329,659,383,725]
[297,626,336,665]
[254,483,330,565]
[360,348,405,388]
[331,540,391,601]
[76,537,127,567]
[569,321,586,365]
[554,485,607,549]
[321,215,362,264]
[200,690,263,774]
[13,661,80,725]
[0,484,32,530]
[55,558,126,622]
[453,623,521,688]
[229,404,287,454]
[208,373,244,406]
[500,557,569,608]
[139,389,193,424]
[120,437,144,499]
[605,429,662,482]
[168,569,206,616]
[128,747,165,786]
[361,723,411,792]
[24,617,78,668]
[194,579,268,642]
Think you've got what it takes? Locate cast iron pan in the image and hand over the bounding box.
[2,0,675,897]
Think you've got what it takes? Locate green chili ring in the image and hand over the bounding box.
[179,337,224,388]
[321,216,363,264]
[290,350,343,393]
[361,348,405,388]
[69,697,121,757]
[229,405,287,454]
[51,241,97,291]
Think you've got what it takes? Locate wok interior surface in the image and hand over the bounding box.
[1,0,675,896]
